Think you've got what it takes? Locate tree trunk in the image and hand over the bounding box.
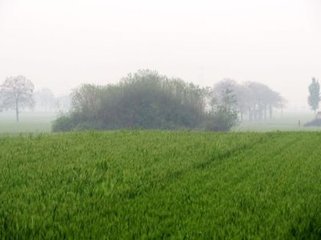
[15,98,19,122]
[259,106,263,121]
[269,105,273,120]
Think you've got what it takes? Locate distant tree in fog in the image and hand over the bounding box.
[71,84,102,118]
[206,86,238,131]
[308,78,320,114]
[0,92,3,112]
[0,76,35,122]
[211,79,285,121]
[34,88,57,112]
[56,95,71,113]
[245,82,285,121]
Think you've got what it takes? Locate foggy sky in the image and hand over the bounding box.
[1,0,320,110]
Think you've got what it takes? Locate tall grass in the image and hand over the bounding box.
[0,131,321,238]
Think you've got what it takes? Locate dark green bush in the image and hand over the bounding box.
[205,111,238,132]
[52,115,76,132]
[53,70,207,132]
[52,70,239,132]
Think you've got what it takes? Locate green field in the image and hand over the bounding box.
[1,131,321,239]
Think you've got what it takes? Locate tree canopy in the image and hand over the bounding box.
[308,78,320,114]
[0,75,34,122]
[211,79,285,121]
[53,70,284,132]
[54,70,207,131]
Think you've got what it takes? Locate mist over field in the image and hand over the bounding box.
[0,0,321,112]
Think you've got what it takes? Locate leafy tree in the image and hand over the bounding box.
[0,76,35,122]
[53,70,207,131]
[206,87,238,131]
[245,82,284,121]
[308,78,320,114]
[212,79,285,121]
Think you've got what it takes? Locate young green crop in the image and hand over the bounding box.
[0,131,321,239]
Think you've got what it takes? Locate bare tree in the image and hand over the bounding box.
[0,75,35,122]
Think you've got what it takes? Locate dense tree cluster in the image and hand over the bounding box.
[53,70,208,131]
[211,79,285,121]
[53,70,284,132]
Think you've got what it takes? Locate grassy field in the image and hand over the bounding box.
[1,131,321,239]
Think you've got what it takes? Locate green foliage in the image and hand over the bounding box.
[52,71,287,132]
[205,110,238,131]
[206,88,239,131]
[52,115,77,132]
[308,78,320,113]
[53,70,208,131]
[1,131,321,238]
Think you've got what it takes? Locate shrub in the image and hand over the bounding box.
[205,110,238,132]
[53,70,207,132]
[52,115,76,132]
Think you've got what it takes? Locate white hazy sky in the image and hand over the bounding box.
[1,0,321,109]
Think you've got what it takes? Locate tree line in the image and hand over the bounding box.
[51,70,285,132]
[0,71,285,130]
[212,79,285,121]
